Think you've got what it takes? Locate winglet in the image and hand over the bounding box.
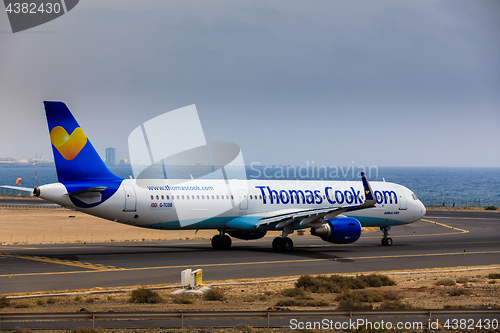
[361,172,376,207]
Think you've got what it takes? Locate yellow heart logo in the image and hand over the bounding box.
[366,190,370,194]
[50,126,88,160]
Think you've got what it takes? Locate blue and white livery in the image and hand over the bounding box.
[29,102,426,251]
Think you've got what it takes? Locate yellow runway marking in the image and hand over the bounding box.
[0,253,117,271]
[421,219,469,233]
[0,241,209,251]
[362,218,469,239]
[0,246,42,250]
[0,219,479,278]
[2,250,499,278]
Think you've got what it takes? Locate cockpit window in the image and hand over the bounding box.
[412,193,418,200]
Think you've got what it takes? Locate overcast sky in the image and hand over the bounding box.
[1,0,499,167]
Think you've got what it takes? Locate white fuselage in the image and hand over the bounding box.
[38,178,426,232]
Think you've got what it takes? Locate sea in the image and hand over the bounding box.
[1,164,499,208]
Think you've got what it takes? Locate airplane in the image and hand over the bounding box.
[3,101,426,251]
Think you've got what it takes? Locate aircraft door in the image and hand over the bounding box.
[123,184,137,212]
[238,189,248,210]
[395,187,407,210]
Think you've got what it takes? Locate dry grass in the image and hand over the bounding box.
[434,279,456,286]
[295,274,395,294]
[129,288,162,304]
[0,267,499,313]
[203,288,225,301]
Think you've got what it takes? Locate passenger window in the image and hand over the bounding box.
[217,195,219,199]
[156,195,159,200]
[167,195,169,200]
[231,195,233,199]
[161,195,164,200]
[182,195,185,200]
[151,195,153,200]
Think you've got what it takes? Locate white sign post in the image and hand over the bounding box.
[181,269,191,287]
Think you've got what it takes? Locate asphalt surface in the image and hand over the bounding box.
[0,197,59,207]
[1,210,499,294]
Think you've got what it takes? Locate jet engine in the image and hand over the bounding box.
[310,217,362,244]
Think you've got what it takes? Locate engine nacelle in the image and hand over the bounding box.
[227,230,267,240]
[310,217,362,244]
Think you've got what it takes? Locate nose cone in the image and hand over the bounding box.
[419,200,426,218]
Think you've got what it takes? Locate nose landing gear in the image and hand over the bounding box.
[381,226,392,246]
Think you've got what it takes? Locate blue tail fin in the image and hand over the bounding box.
[44,101,121,183]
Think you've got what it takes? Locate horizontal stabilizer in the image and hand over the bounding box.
[0,185,34,193]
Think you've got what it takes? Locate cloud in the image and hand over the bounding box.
[0,0,499,166]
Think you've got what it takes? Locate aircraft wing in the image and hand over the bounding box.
[255,172,376,229]
[0,185,34,193]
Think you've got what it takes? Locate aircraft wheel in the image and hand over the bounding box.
[386,237,393,246]
[221,235,232,249]
[211,235,222,249]
[272,237,281,251]
[281,237,293,252]
[381,238,387,246]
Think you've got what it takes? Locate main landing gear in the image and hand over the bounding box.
[380,226,392,246]
[211,229,232,250]
[272,226,294,252]
[272,237,293,251]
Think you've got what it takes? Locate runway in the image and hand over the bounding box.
[1,210,499,294]
[0,197,59,208]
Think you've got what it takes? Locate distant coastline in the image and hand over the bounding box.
[0,162,54,167]
[0,165,498,208]
[0,157,54,166]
